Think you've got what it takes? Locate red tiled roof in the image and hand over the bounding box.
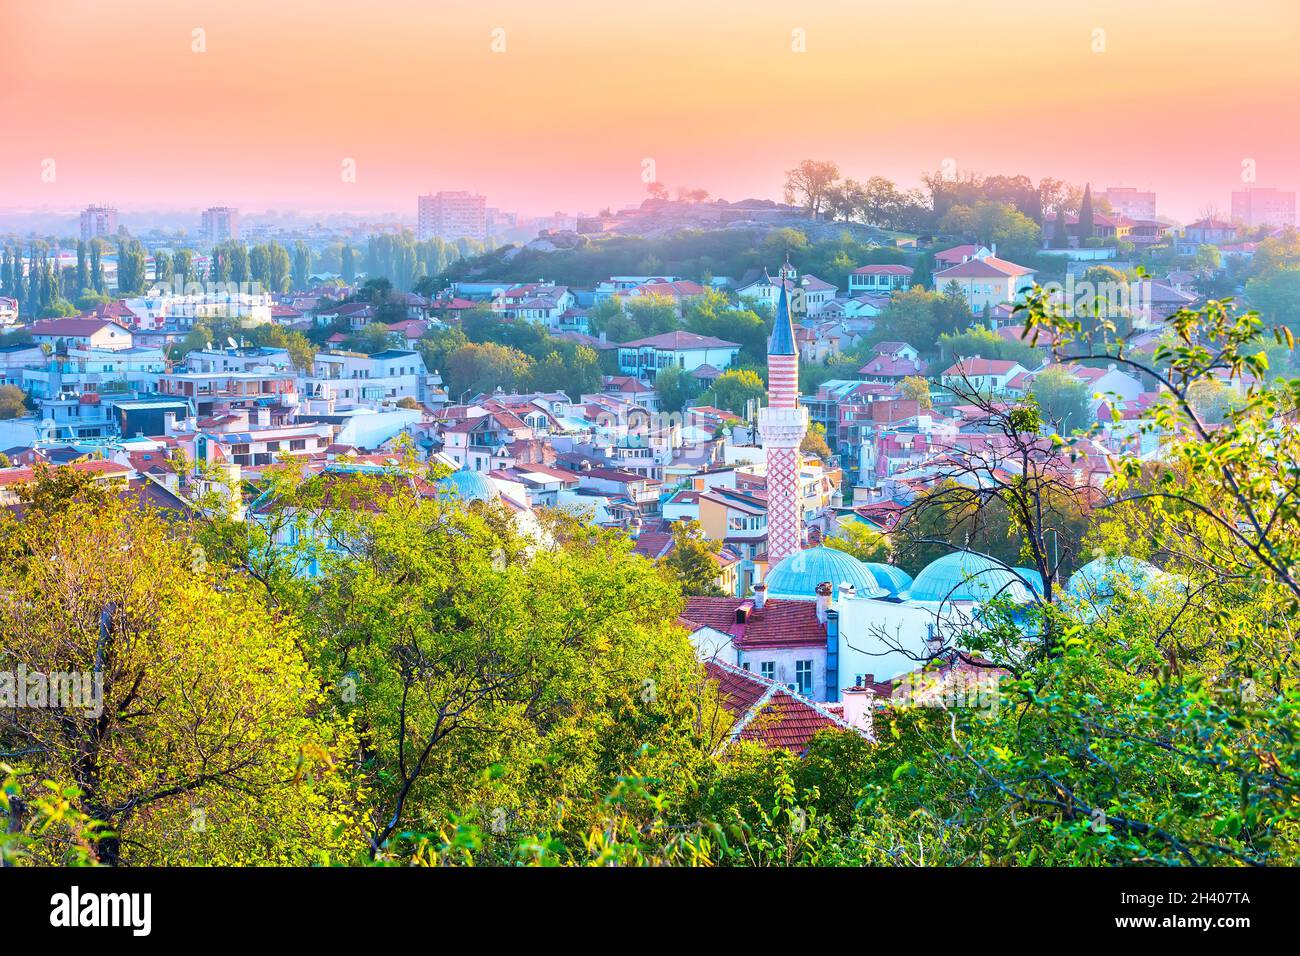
[30,317,131,337]
[859,355,924,378]
[618,331,740,350]
[934,256,1034,279]
[944,357,1022,376]
[704,660,861,755]
[934,243,985,264]
[0,458,131,488]
[851,264,913,275]
[682,596,825,649]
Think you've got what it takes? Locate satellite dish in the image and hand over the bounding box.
[227,337,239,349]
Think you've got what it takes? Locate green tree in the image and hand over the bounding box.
[899,375,933,409]
[658,520,725,596]
[1077,182,1094,239]
[0,384,27,419]
[654,365,694,413]
[783,160,840,219]
[701,368,765,415]
[825,521,889,563]
[446,341,533,398]
[1029,365,1092,434]
[0,472,359,865]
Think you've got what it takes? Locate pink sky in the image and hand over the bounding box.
[2,0,1298,221]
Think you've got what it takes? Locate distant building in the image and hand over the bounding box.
[615,331,740,381]
[1231,187,1296,229]
[79,204,118,241]
[932,256,1036,313]
[1179,218,1239,253]
[28,317,133,353]
[1103,187,1157,220]
[847,264,913,296]
[417,191,487,242]
[736,258,836,316]
[200,206,240,243]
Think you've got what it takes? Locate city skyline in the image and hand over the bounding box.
[3,0,1299,222]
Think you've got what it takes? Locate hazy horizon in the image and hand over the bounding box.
[4,0,1299,225]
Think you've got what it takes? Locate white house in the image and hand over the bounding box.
[736,260,837,316]
[306,348,432,407]
[848,264,913,296]
[933,256,1037,313]
[942,357,1030,394]
[615,331,740,381]
[28,318,134,352]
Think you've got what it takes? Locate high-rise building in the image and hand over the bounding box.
[79,204,118,242]
[201,206,240,243]
[1103,187,1157,220]
[417,191,487,242]
[1231,186,1296,229]
[758,284,807,565]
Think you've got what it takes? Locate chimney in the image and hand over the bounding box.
[990,242,997,257]
[752,582,767,611]
[842,583,856,601]
[815,581,833,624]
[840,684,875,735]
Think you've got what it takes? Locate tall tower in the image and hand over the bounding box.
[759,283,808,565]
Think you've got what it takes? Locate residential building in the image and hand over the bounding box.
[79,204,118,241]
[941,357,1030,395]
[737,261,836,316]
[847,264,913,295]
[1231,187,1296,229]
[200,206,240,243]
[417,191,487,242]
[1103,187,1157,220]
[933,256,1036,313]
[306,349,431,407]
[615,331,740,381]
[28,318,134,352]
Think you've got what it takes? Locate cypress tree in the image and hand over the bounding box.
[76,240,88,293]
[1079,184,1095,242]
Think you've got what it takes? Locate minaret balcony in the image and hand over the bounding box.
[758,405,808,446]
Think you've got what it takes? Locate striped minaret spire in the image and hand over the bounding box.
[758,282,808,565]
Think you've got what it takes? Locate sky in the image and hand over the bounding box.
[2,0,1298,222]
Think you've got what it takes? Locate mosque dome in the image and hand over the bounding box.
[764,546,888,600]
[1013,567,1045,597]
[860,562,914,597]
[1067,557,1163,601]
[435,467,499,503]
[902,551,1036,604]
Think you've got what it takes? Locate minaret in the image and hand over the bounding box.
[759,283,808,565]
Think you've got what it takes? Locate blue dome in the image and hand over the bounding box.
[764,546,888,600]
[860,562,914,597]
[1067,557,1162,601]
[436,467,499,503]
[902,551,1036,604]
[1014,567,1045,597]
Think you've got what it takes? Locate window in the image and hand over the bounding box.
[795,660,813,696]
[760,661,775,681]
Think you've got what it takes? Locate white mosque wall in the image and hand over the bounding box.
[836,597,966,686]
[690,627,739,667]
